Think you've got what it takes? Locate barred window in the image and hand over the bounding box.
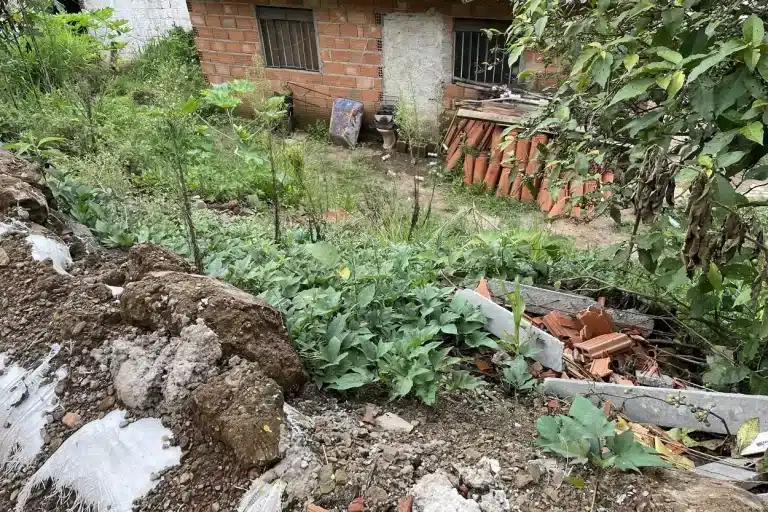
[453,19,517,85]
[256,7,320,72]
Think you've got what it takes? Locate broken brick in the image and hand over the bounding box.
[308,505,329,512]
[575,332,633,358]
[577,306,616,340]
[589,357,612,378]
[475,278,492,299]
[541,310,582,340]
[348,496,365,512]
[397,496,414,512]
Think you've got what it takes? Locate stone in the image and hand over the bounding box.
[0,248,9,267]
[334,468,349,486]
[382,444,399,462]
[0,174,48,223]
[179,472,193,484]
[120,271,307,390]
[455,458,495,491]
[692,459,766,490]
[125,243,192,282]
[648,468,765,511]
[412,470,481,512]
[72,321,86,336]
[0,149,43,185]
[191,362,284,468]
[110,323,222,410]
[464,447,481,460]
[62,412,80,428]
[375,412,414,433]
[318,464,335,494]
[97,395,116,411]
[514,474,533,489]
[479,490,510,512]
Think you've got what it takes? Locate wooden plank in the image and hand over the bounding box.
[456,108,525,126]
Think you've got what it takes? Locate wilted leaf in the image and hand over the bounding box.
[736,418,760,454]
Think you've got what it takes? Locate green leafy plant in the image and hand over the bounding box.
[505,0,768,394]
[536,396,669,471]
[502,357,536,394]
[4,135,64,165]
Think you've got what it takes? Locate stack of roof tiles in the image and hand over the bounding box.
[444,116,615,219]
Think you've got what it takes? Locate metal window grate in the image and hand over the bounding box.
[374,13,383,25]
[453,19,517,85]
[256,7,320,71]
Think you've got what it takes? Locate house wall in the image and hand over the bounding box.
[82,0,192,56]
[188,0,553,126]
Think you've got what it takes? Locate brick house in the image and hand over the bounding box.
[188,0,551,128]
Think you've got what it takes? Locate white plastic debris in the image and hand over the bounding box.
[16,410,181,512]
[0,345,63,471]
[742,431,768,456]
[107,285,124,298]
[26,234,72,275]
[237,478,286,512]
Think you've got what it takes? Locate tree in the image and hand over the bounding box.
[504,0,768,392]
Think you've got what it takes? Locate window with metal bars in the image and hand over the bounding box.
[453,19,517,85]
[256,7,320,72]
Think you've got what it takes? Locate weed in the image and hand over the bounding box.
[307,120,330,142]
[537,396,668,471]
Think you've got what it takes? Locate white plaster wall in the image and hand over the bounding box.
[82,0,191,56]
[382,12,452,133]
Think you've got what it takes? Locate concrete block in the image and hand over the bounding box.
[485,279,654,335]
[692,459,765,490]
[454,289,564,371]
[542,378,768,435]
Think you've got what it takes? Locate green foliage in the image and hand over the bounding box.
[537,397,669,471]
[307,120,330,142]
[502,357,536,393]
[506,0,768,393]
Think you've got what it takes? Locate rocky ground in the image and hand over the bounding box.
[0,149,765,512]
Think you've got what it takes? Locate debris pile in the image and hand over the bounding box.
[442,107,615,219]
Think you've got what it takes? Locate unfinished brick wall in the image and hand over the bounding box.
[188,0,556,125]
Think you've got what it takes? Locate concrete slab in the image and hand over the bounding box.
[542,378,768,435]
[485,279,654,335]
[692,459,765,490]
[454,289,564,371]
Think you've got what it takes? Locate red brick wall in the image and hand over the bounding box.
[189,0,548,125]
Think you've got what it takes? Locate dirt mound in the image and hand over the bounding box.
[126,242,192,281]
[120,271,307,391]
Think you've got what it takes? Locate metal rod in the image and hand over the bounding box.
[459,32,464,80]
[474,32,480,81]
[278,20,288,67]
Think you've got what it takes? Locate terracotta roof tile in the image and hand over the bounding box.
[577,306,616,340]
[589,357,612,378]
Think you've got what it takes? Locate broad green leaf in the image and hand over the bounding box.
[712,174,747,206]
[571,47,599,76]
[608,431,670,472]
[508,45,524,66]
[656,73,672,90]
[716,151,746,168]
[568,396,615,438]
[707,263,723,291]
[687,40,748,84]
[702,130,737,155]
[328,372,372,390]
[736,418,760,454]
[357,284,376,308]
[565,475,585,488]
[623,54,639,71]
[657,48,683,65]
[740,121,764,144]
[667,70,685,100]
[745,48,761,72]
[623,110,664,136]
[180,98,200,115]
[609,78,655,105]
[592,54,613,89]
[534,16,549,38]
[746,165,768,180]
[744,15,765,46]
[306,241,340,267]
[758,55,768,82]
